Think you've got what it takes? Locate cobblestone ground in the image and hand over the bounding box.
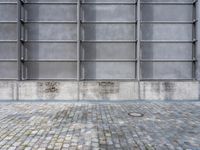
[0,102,200,150]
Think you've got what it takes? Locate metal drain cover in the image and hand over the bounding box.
[128,112,144,117]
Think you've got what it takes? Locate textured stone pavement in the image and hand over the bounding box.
[0,102,200,150]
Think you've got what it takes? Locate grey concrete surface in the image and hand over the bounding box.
[0,81,198,101]
[0,102,200,150]
[0,1,198,81]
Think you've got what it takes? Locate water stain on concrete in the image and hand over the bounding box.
[44,82,59,93]
[151,82,161,94]
[163,82,175,100]
[80,82,120,100]
[37,82,60,99]
[98,82,119,99]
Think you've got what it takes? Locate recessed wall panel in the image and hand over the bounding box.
[0,62,17,79]
[83,5,136,22]
[82,43,136,60]
[0,43,17,59]
[141,62,193,79]
[141,43,193,59]
[141,24,192,41]
[82,62,136,79]
[25,4,77,21]
[25,43,77,60]
[141,4,193,21]
[25,24,76,41]
[26,62,77,79]
[82,24,135,41]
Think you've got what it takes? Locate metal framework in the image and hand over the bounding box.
[140,0,197,80]
[0,0,198,81]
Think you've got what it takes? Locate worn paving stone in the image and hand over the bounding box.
[0,102,200,150]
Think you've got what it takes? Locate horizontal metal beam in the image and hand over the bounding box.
[141,2,196,5]
[21,40,77,43]
[81,78,136,81]
[81,59,137,62]
[0,1,195,5]
[141,21,197,24]
[0,78,18,80]
[0,21,195,25]
[26,78,77,81]
[82,21,137,24]
[0,40,17,43]
[141,40,197,43]
[81,40,137,43]
[141,78,195,81]
[81,79,195,81]
[22,2,77,5]
[24,59,77,62]
[141,59,196,62]
[20,20,77,24]
[0,21,17,24]
[23,59,137,62]
[0,2,194,5]
[0,2,17,5]
[0,78,193,81]
[81,2,136,5]
[0,77,194,81]
[0,59,17,62]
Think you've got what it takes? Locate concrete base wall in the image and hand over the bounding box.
[0,81,199,101]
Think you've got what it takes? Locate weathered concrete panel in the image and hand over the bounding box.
[0,81,17,100]
[19,81,78,100]
[79,81,139,100]
[0,81,198,101]
[140,82,199,100]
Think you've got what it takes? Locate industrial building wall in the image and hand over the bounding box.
[0,0,199,100]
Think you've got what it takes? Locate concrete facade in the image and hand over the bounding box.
[0,1,200,101]
[0,81,198,101]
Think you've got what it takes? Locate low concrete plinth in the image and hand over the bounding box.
[0,81,198,101]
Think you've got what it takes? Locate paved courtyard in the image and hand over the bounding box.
[0,102,200,150]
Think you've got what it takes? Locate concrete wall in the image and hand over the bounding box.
[0,81,198,101]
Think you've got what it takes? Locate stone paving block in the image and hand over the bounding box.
[0,102,199,149]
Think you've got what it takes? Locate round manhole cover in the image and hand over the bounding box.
[128,112,144,117]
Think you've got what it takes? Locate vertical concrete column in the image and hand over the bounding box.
[196,0,200,99]
[196,0,200,80]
